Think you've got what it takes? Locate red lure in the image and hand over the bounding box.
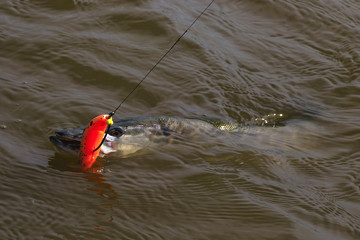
[79,114,113,170]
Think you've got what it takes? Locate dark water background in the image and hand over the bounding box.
[1,0,360,239]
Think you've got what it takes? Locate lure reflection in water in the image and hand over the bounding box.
[49,115,285,158]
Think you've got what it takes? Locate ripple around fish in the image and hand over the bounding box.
[203,157,360,237]
[101,166,296,239]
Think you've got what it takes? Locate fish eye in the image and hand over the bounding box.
[109,128,123,137]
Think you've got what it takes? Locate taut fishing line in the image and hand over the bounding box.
[112,0,215,116]
[92,0,215,152]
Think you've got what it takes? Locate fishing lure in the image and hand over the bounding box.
[79,114,113,169]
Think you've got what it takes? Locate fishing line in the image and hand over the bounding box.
[93,0,215,153]
[111,0,215,116]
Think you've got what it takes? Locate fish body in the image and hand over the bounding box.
[50,115,284,158]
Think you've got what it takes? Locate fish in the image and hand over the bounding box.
[49,114,285,158]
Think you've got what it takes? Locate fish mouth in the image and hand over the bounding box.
[49,130,82,155]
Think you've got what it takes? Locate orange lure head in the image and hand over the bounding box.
[79,114,113,170]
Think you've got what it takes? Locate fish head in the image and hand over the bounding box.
[101,124,169,157]
[49,128,84,155]
[50,124,168,157]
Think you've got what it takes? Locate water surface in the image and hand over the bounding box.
[1,0,360,239]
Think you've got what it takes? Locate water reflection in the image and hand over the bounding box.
[48,153,80,172]
[48,153,118,232]
[48,153,117,199]
[84,171,118,201]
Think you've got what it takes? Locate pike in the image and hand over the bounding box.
[50,114,285,161]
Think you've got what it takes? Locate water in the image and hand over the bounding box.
[1,0,360,239]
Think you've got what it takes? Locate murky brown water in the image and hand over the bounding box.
[1,0,360,239]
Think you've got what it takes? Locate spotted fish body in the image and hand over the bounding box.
[50,114,285,161]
